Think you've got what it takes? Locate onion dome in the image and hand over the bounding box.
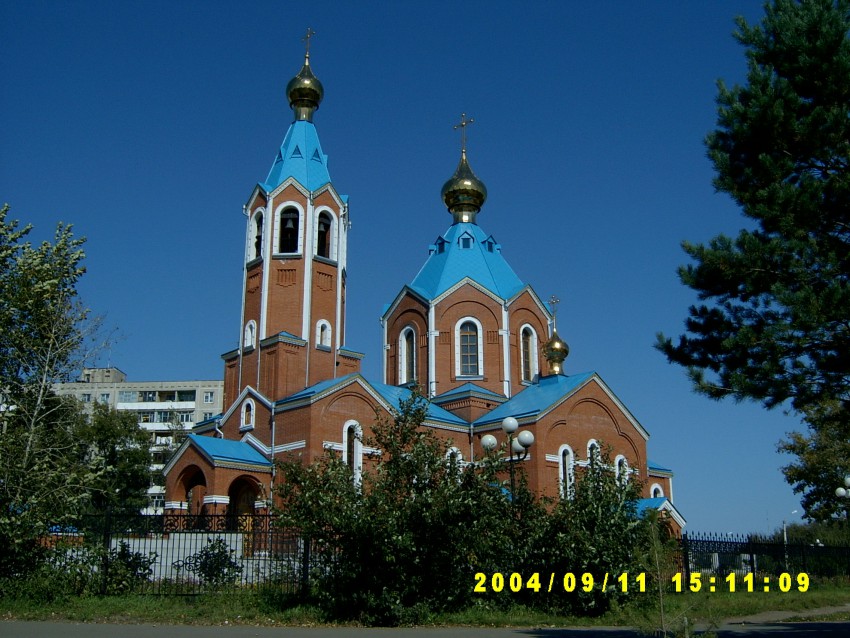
[286,54,324,122]
[543,330,569,375]
[441,149,488,224]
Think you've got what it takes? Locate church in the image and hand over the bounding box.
[162,46,685,531]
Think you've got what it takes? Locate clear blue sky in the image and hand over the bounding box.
[1,1,807,534]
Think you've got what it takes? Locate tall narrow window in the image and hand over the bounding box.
[243,320,256,348]
[460,321,479,376]
[559,445,575,499]
[521,330,531,380]
[252,212,264,260]
[343,420,362,486]
[317,212,332,258]
[278,208,299,253]
[345,424,356,468]
[399,327,416,384]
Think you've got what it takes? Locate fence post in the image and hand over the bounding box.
[100,506,112,595]
[300,535,311,598]
[681,532,691,584]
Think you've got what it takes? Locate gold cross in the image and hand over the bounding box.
[453,113,475,153]
[548,295,561,325]
[303,27,316,56]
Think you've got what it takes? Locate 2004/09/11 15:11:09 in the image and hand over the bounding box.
[673,572,810,593]
[473,572,810,594]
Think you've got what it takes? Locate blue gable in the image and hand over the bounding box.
[187,434,272,468]
[409,223,526,301]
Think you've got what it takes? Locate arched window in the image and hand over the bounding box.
[615,455,630,484]
[558,444,575,499]
[342,420,363,486]
[316,211,332,259]
[520,325,538,382]
[243,320,256,349]
[241,400,255,431]
[455,318,482,377]
[587,439,600,464]
[316,320,332,349]
[278,207,299,253]
[251,211,264,260]
[650,483,665,499]
[399,326,416,384]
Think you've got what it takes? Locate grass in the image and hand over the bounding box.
[1,579,849,629]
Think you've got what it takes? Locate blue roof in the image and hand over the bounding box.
[263,120,331,192]
[473,372,595,426]
[188,434,272,467]
[634,497,669,518]
[409,223,526,301]
[648,459,674,473]
[277,373,467,427]
[434,382,506,403]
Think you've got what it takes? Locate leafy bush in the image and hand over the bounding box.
[184,537,243,587]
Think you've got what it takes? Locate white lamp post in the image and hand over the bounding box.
[835,475,850,521]
[481,417,534,503]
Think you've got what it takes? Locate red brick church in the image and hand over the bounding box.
[163,47,684,531]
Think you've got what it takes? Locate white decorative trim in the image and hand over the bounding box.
[502,305,511,396]
[273,201,305,256]
[254,500,269,510]
[399,325,417,384]
[454,316,484,378]
[313,207,338,261]
[650,483,665,499]
[165,501,188,511]
[557,444,575,499]
[203,495,230,505]
[519,323,539,383]
[316,319,332,348]
[342,420,363,485]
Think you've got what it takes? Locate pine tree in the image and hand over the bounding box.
[657,0,850,519]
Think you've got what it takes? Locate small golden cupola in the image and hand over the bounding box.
[543,331,569,376]
[441,113,487,224]
[286,29,324,122]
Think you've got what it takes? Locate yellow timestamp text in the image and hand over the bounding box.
[473,572,649,594]
[671,572,809,593]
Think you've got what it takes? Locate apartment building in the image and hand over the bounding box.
[53,367,223,514]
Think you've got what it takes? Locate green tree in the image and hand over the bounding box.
[275,390,527,625]
[0,204,96,573]
[77,401,153,515]
[525,448,646,616]
[656,1,850,519]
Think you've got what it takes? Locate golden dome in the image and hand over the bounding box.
[543,330,569,375]
[286,54,324,121]
[441,150,488,224]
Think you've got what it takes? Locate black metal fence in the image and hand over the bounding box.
[680,531,850,580]
[38,513,313,595]
[27,515,850,596]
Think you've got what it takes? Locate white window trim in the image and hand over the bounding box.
[240,399,255,432]
[586,439,600,462]
[273,202,305,256]
[316,319,332,349]
[650,482,665,499]
[313,207,338,261]
[519,323,539,383]
[342,420,363,485]
[398,325,417,384]
[614,454,630,483]
[249,208,265,261]
[243,320,257,349]
[558,444,575,499]
[454,316,484,378]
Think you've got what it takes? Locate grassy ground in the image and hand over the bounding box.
[2,579,849,629]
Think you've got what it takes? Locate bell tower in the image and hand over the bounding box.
[222,36,359,413]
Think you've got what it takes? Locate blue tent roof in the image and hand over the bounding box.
[187,434,272,468]
[409,223,526,301]
[473,372,596,426]
[263,120,331,192]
